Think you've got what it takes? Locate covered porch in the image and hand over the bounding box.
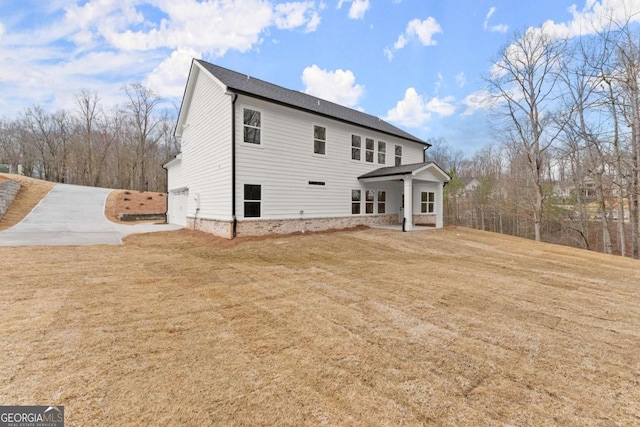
[358,162,450,231]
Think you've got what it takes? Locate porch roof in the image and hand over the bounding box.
[358,162,450,182]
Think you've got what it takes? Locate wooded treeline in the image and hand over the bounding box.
[0,83,179,192]
[427,17,640,258]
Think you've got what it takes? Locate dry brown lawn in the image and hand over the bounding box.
[1,227,640,425]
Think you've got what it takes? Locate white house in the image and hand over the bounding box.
[164,59,450,238]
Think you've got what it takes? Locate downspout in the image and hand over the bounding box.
[163,163,169,224]
[230,92,238,239]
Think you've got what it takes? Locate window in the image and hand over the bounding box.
[378,141,386,164]
[365,190,375,214]
[378,191,386,214]
[365,138,374,163]
[243,109,261,144]
[314,125,326,155]
[351,135,361,160]
[351,190,361,214]
[244,184,261,217]
[395,145,402,166]
[421,191,435,213]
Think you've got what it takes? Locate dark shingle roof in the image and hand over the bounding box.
[196,60,428,146]
[358,162,433,179]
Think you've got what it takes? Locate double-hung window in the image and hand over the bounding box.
[365,138,374,163]
[378,191,386,214]
[243,109,261,145]
[244,184,261,217]
[351,135,361,160]
[365,190,375,214]
[314,125,326,155]
[351,190,361,214]
[395,145,402,166]
[421,191,435,213]
[378,141,386,164]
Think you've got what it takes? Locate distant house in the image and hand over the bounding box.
[460,177,480,197]
[164,60,450,238]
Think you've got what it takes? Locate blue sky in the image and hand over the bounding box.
[1,0,639,155]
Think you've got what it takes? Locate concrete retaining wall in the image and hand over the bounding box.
[0,180,21,220]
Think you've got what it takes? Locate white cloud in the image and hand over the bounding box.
[0,0,326,118]
[483,7,509,33]
[386,16,442,60]
[385,88,455,128]
[462,90,494,116]
[275,1,322,32]
[146,48,200,99]
[301,64,364,108]
[539,0,640,38]
[394,17,442,49]
[63,0,322,56]
[434,72,443,93]
[456,72,466,88]
[337,0,370,19]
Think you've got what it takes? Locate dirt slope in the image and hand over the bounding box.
[0,173,56,231]
[1,227,639,425]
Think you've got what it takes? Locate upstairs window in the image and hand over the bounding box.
[365,138,374,163]
[421,191,435,213]
[351,135,361,161]
[378,141,386,164]
[395,145,402,166]
[244,184,261,217]
[314,125,326,155]
[351,190,361,214]
[243,109,261,145]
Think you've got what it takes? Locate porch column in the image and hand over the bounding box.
[436,181,444,229]
[403,177,413,231]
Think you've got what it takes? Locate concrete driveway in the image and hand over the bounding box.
[0,183,182,246]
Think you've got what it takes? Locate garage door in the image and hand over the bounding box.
[169,188,188,227]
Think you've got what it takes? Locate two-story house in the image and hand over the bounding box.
[164,59,450,238]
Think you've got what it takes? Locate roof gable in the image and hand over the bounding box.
[195,59,428,146]
[359,162,450,182]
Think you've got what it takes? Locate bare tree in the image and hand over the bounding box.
[122,83,162,191]
[487,28,569,241]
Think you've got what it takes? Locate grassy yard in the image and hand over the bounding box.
[1,227,640,425]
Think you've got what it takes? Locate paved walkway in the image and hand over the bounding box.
[0,183,181,246]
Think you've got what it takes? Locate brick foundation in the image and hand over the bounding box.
[187,214,400,239]
[413,214,436,226]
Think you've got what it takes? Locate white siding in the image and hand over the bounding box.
[234,96,427,220]
[166,155,186,191]
[180,68,233,220]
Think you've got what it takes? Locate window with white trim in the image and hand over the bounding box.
[421,191,435,213]
[243,109,261,145]
[378,191,386,214]
[244,184,261,217]
[365,190,375,214]
[365,138,374,163]
[351,135,361,160]
[395,145,402,166]
[314,125,326,155]
[378,141,386,164]
[351,190,361,214]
